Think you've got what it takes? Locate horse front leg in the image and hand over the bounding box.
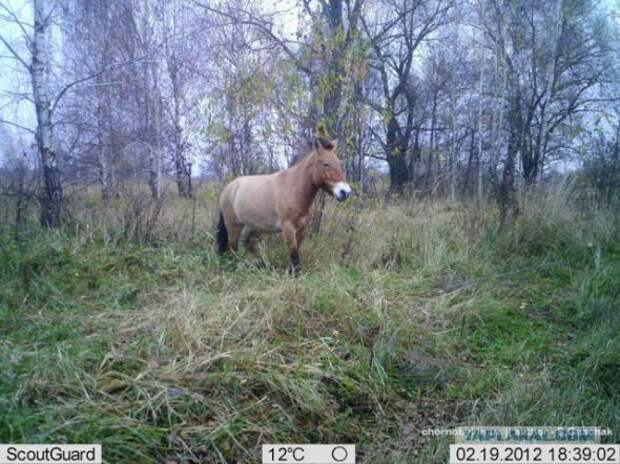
[282,221,300,277]
[296,210,313,249]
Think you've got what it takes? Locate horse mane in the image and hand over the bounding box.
[315,137,334,150]
[290,137,334,166]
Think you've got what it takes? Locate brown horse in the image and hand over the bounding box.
[216,137,352,275]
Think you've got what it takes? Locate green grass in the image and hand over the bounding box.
[0,190,618,463]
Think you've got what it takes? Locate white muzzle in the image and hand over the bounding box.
[334,182,352,201]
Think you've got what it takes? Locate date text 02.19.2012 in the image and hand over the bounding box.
[450,444,619,463]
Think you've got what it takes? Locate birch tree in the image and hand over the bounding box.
[0,0,63,226]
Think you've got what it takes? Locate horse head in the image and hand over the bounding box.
[312,137,352,201]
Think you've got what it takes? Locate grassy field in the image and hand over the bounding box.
[1,186,619,463]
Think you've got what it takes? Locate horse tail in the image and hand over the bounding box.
[216,211,228,255]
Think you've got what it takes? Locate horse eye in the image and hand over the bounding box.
[322,163,330,168]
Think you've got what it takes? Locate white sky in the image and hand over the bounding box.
[0,0,304,152]
[0,0,35,145]
[0,0,618,158]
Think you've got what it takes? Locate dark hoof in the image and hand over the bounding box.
[289,250,300,277]
[288,265,300,277]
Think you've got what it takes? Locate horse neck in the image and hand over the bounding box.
[289,151,319,209]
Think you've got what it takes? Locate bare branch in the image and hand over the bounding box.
[50,58,152,118]
[191,0,313,75]
[0,1,32,41]
[0,118,35,134]
[0,33,29,69]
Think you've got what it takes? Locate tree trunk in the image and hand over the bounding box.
[489,41,506,191]
[93,3,115,200]
[534,0,564,185]
[387,154,410,195]
[498,130,519,227]
[318,0,344,138]
[476,55,485,203]
[521,145,538,186]
[168,51,192,198]
[386,117,409,194]
[148,64,161,200]
[32,0,63,228]
[464,129,475,195]
[149,143,161,200]
[98,140,113,200]
[96,80,114,200]
[172,108,191,198]
[449,92,457,201]
[498,96,522,227]
[174,151,191,198]
[427,96,437,192]
[410,128,422,187]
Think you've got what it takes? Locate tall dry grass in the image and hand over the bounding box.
[1,183,618,463]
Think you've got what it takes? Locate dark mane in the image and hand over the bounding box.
[290,137,334,166]
[316,136,334,150]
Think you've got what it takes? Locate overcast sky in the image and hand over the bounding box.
[1,0,618,154]
[0,0,34,146]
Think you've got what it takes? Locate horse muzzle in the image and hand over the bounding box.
[334,182,352,201]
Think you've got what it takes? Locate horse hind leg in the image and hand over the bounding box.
[227,221,242,253]
[243,229,265,267]
[216,212,229,254]
[220,206,242,254]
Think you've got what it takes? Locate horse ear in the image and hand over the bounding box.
[316,137,334,151]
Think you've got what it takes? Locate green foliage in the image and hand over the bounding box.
[0,192,618,462]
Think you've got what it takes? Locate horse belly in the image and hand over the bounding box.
[233,181,281,232]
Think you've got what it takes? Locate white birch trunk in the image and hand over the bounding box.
[147,62,162,200]
[32,0,63,227]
